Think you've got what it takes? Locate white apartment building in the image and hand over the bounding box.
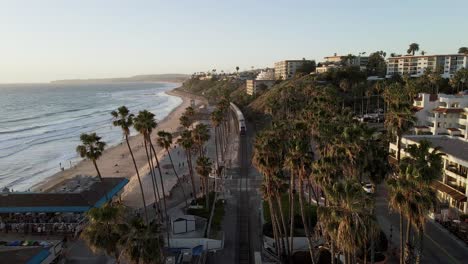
[389,136,468,213]
[386,54,468,78]
[246,69,275,95]
[412,93,468,140]
[274,60,310,80]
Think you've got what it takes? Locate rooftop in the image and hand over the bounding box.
[404,136,468,162]
[388,54,468,59]
[0,177,128,213]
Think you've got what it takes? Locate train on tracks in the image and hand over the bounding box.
[230,102,246,135]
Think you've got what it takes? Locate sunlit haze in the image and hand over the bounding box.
[1,0,467,83]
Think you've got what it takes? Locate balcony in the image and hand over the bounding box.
[446,165,468,179]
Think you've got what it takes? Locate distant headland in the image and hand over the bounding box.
[50,73,190,84]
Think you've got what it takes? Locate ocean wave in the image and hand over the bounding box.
[0,82,181,190]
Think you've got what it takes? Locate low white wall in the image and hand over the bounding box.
[168,238,223,251]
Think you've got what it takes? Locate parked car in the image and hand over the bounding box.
[362,183,375,194]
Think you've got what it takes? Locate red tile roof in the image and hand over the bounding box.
[411,106,424,112]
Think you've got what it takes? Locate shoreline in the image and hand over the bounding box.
[32,87,192,200]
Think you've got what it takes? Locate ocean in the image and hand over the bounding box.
[0,82,182,191]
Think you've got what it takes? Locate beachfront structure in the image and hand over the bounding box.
[389,136,468,213]
[274,60,311,80]
[246,69,276,95]
[412,93,468,140]
[0,177,128,213]
[386,54,468,78]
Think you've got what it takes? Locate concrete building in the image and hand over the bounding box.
[324,55,369,67]
[386,54,468,78]
[412,93,468,140]
[246,69,276,95]
[389,135,468,213]
[246,80,275,95]
[274,60,311,80]
[315,64,339,73]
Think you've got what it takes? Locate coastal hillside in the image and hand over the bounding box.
[179,77,254,107]
[51,73,190,84]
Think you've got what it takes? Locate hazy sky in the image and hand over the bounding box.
[1,0,467,83]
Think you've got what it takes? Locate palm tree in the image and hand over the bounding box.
[179,114,191,129]
[384,102,416,163]
[458,47,468,55]
[76,133,106,181]
[387,176,409,264]
[192,123,210,158]
[120,217,164,264]
[319,180,373,264]
[210,110,223,169]
[134,111,163,220]
[196,156,212,210]
[284,122,317,262]
[81,203,126,262]
[111,106,149,223]
[157,130,188,209]
[178,129,197,200]
[407,43,420,56]
[400,140,443,263]
[450,68,468,93]
[253,131,289,259]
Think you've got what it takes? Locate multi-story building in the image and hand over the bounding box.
[324,54,369,67]
[386,54,468,78]
[412,93,468,140]
[274,60,311,80]
[246,69,275,95]
[389,135,468,213]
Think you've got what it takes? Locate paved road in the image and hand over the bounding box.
[375,184,468,264]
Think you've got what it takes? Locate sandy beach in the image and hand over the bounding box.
[33,88,201,208]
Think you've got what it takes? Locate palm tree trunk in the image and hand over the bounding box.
[92,160,110,202]
[186,150,197,199]
[298,178,316,264]
[205,178,209,210]
[400,213,404,264]
[271,198,286,258]
[149,139,168,223]
[397,132,402,163]
[125,136,149,224]
[415,227,423,264]
[167,148,188,209]
[267,196,281,257]
[331,242,335,264]
[307,177,320,207]
[214,126,219,169]
[405,218,412,264]
[275,192,290,257]
[289,172,295,256]
[144,138,161,219]
[92,160,103,181]
[148,138,171,249]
